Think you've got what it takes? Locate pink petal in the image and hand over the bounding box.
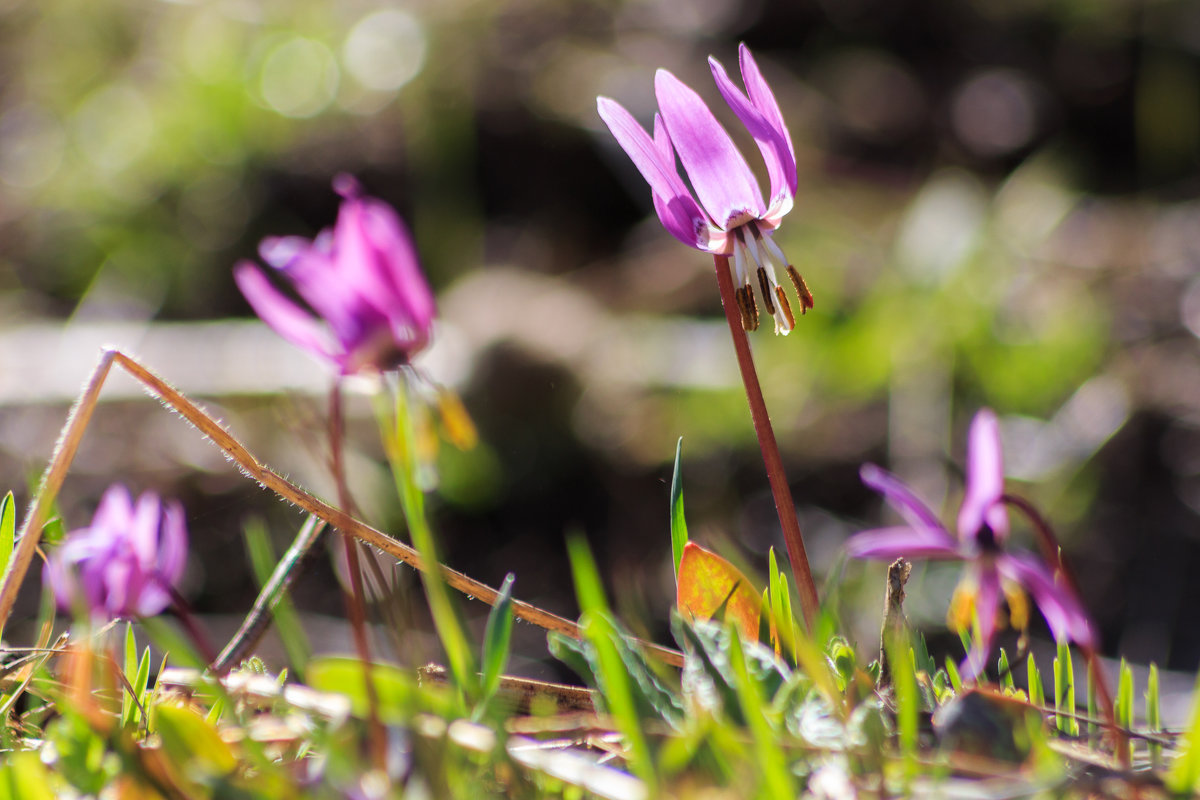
[997,552,1096,648]
[957,409,1009,544]
[157,500,188,586]
[598,97,712,249]
[234,263,335,364]
[860,464,948,536]
[129,492,161,568]
[737,45,797,194]
[355,197,436,334]
[845,525,961,560]
[654,69,765,228]
[963,563,1001,677]
[709,48,795,220]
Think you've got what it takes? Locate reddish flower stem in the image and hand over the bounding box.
[1001,492,1127,767]
[330,382,388,770]
[713,254,819,628]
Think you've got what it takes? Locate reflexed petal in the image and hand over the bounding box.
[736,45,797,193]
[356,197,436,333]
[709,51,795,219]
[998,552,1095,648]
[654,69,765,228]
[845,525,961,560]
[157,501,188,585]
[259,236,313,270]
[649,115,719,250]
[597,97,706,230]
[93,484,134,531]
[234,263,335,363]
[958,409,1010,543]
[129,492,160,568]
[860,464,948,536]
[963,563,1001,677]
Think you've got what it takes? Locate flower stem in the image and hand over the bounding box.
[1002,493,1127,767]
[713,254,819,627]
[165,586,220,670]
[330,381,388,771]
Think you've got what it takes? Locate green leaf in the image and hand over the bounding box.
[3,751,56,800]
[945,657,963,694]
[676,542,761,643]
[0,492,14,577]
[669,437,688,581]
[121,622,137,727]
[477,572,515,716]
[154,703,238,781]
[308,656,452,722]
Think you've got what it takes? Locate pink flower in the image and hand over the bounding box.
[846,409,1095,675]
[234,175,435,375]
[43,485,188,620]
[597,43,812,334]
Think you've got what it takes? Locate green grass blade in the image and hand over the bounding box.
[945,657,963,694]
[998,648,1014,692]
[379,386,478,704]
[477,572,516,716]
[0,492,14,577]
[669,438,688,581]
[1168,668,1200,794]
[121,622,137,727]
[727,627,794,800]
[243,517,312,676]
[566,534,655,788]
[1147,663,1162,768]
[1027,653,1043,708]
[1053,640,1078,736]
[1087,662,1098,741]
[886,637,919,779]
[1116,658,1133,763]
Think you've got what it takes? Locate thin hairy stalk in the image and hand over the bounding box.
[2,349,685,668]
[213,516,326,673]
[1002,492,1126,767]
[0,350,117,631]
[329,382,387,768]
[713,254,819,627]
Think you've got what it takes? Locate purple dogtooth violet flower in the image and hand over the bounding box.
[234,175,435,375]
[845,409,1095,676]
[597,43,813,335]
[43,485,188,621]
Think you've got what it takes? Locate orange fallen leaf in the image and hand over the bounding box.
[676,541,761,642]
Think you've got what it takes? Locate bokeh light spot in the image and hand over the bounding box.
[343,10,426,93]
[951,69,1040,158]
[74,85,154,174]
[259,36,339,118]
[0,105,65,189]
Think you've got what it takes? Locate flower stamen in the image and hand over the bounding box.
[757,266,776,316]
[787,265,815,314]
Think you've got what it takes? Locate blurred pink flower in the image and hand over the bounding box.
[846,409,1095,675]
[597,43,811,334]
[43,485,187,620]
[234,175,435,374]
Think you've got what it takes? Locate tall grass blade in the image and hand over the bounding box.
[670,438,688,581]
[1167,669,1200,794]
[0,492,14,578]
[998,648,1014,692]
[1027,653,1043,708]
[566,534,655,788]
[244,518,311,675]
[727,628,794,800]
[1147,663,1162,768]
[1054,640,1078,736]
[1116,658,1133,763]
[477,572,516,718]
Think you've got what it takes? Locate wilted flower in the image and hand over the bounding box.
[846,409,1094,675]
[597,43,812,334]
[234,175,435,375]
[43,485,188,621]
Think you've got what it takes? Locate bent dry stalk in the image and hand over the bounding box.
[714,255,820,627]
[0,349,686,668]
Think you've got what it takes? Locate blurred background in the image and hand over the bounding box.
[1,0,1200,684]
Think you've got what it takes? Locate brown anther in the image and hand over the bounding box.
[756,267,776,316]
[735,286,759,331]
[787,265,814,314]
[775,286,795,330]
